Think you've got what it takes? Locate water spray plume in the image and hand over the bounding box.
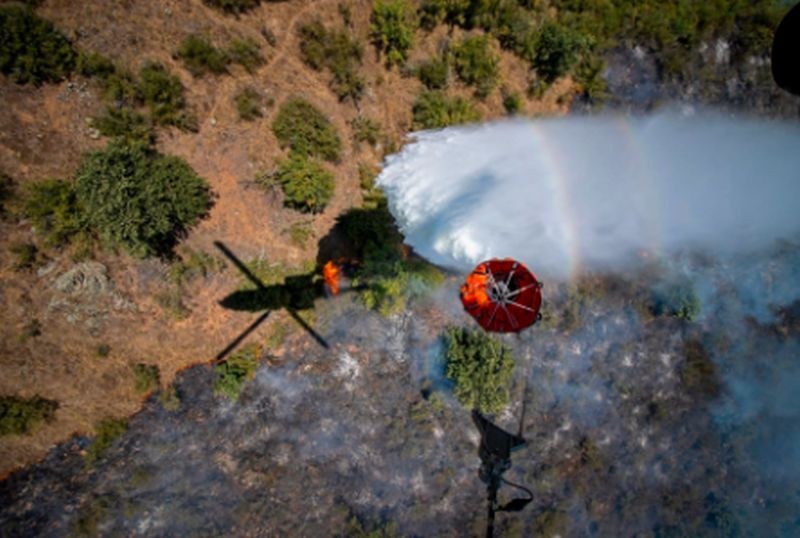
[377,112,800,280]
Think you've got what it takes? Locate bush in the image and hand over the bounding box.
[138,62,192,129]
[370,0,415,67]
[234,87,262,120]
[176,34,230,76]
[75,141,212,258]
[534,23,584,83]
[10,242,39,271]
[92,107,154,144]
[273,153,335,213]
[203,0,261,14]
[412,90,480,129]
[350,116,382,147]
[298,20,364,102]
[0,395,58,435]
[502,89,521,114]
[214,345,259,400]
[0,5,75,84]
[22,179,83,246]
[0,173,14,217]
[103,69,143,108]
[132,364,160,394]
[76,51,116,79]
[452,35,499,98]
[417,55,449,89]
[272,98,342,162]
[227,37,264,73]
[85,417,128,462]
[444,327,515,414]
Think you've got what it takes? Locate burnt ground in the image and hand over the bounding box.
[2,242,800,537]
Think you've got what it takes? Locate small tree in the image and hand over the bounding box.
[370,0,415,67]
[273,152,335,213]
[412,90,480,129]
[272,98,342,162]
[0,5,75,84]
[534,23,582,83]
[75,141,212,258]
[444,327,515,414]
[452,35,499,98]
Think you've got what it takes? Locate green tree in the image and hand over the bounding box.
[452,35,499,98]
[444,327,515,414]
[534,23,583,82]
[370,0,415,67]
[273,153,335,213]
[417,55,449,89]
[272,98,342,162]
[214,345,260,400]
[412,90,480,129]
[0,5,75,84]
[75,141,212,258]
[138,62,191,128]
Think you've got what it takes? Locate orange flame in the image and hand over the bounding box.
[323,260,341,295]
[460,267,490,307]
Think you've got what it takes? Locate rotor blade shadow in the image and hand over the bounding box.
[287,308,330,349]
[215,310,272,362]
[214,241,267,290]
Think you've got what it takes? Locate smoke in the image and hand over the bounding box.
[378,111,800,533]
[377,111,800,281]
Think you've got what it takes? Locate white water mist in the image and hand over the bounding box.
[377,111,800,280]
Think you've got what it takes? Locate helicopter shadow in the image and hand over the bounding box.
[214,241,330,361]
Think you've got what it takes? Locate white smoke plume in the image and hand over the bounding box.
[377,111,800,281]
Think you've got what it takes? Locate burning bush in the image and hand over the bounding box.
[272,98,342,162]
[443,327,514,414]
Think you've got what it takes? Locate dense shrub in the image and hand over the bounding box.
[138,62,192,129]
[214,345,259,400]
[272,98,342,162]
[203,0,261,14]
[75,51,116,79]
[412,90,480,129]
[370,0,415,67]
[92,107,154,144]
[533,23,583,83]
[0,173,13,217]
[75,141,212,258]
[350,116,382,147]
[10,242,39,271]
[103,69,143,108]
[85,417,128,462]
[502,89,521,114]
[444,327,515,414]
[175,34,230,76]
[234,87,262,120]
[273,153,335,213]
[417,55,449,89]
[227,37,264,73]
[0,5,75,84]
[452,35,499,98]
[132,364,160,394]
[298,20,364,102]
[22,179,83,246]
[0,395,58,435]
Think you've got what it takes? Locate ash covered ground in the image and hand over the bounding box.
[2,244,800,537]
